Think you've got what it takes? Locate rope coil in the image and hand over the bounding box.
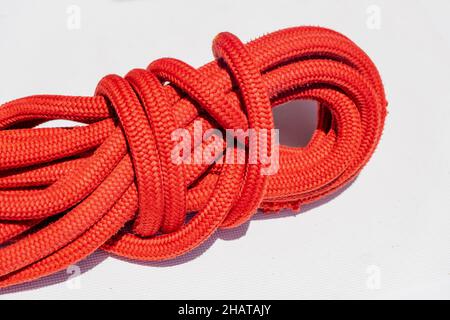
[0,26,386,288]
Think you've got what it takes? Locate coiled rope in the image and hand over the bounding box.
[0,27,386,288]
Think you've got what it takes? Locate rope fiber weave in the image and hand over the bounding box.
[0,26,386,288]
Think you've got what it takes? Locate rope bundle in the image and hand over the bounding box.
[0,27,386,288]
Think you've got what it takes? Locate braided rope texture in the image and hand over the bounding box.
[0,26,386,288]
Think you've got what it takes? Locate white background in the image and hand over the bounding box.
[0,0,449,299]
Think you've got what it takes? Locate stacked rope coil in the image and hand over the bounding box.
[0,27,386,288]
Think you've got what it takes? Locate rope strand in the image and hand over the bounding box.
[0,26,386,288]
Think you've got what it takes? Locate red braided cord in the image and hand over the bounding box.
[0,26,386,288]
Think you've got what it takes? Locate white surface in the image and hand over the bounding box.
[0,0,449,299]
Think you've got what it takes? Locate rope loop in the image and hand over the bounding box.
[0,27,387,288]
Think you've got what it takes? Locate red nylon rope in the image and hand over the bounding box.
[0,27,386,288]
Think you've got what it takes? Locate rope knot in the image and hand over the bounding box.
[95,32,274,237]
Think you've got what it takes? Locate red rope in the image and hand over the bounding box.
[0,27,386,288]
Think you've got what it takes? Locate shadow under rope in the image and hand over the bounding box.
[0,98,357,294]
